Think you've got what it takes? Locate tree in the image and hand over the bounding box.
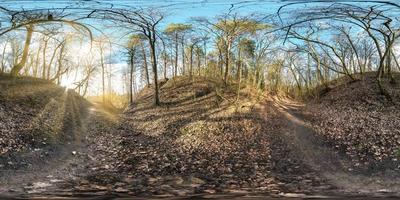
[196,14,267,84]
[164,23,192,76]
[90,8,164,105]
[96,38,107,103]
[1,9,92,77]
[187,36,201,79]
[127,34,142,103]
[10,25,33,76]
[279,2,400,97]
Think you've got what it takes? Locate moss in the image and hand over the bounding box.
[395,149,400,159]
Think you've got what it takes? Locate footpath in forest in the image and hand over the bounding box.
[0,75,399,199]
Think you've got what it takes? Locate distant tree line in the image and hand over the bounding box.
[0,1,399,105]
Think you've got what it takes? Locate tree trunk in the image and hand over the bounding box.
[174,33,178,76]
[46,43,61,80]
[203,40,207,72]
[181,36,186,75]
[100,45,106,103]
[223,42,231,85]
[197,49,201,76]
[163,52,167,80]
[162,40,167,80]
[189,45,194,79]
[236,46,241,81]
[41,38,49,79]
[10,25,34,76]
[0,41,7,74]
[51,42,66,82]
[33,44,41,77]
[129,50,135,104]
[148,33,160,106]
[217,47,223,76]
[141,43,150,85]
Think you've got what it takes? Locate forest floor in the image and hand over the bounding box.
[0,75,399,199]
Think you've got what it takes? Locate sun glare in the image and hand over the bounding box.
[60,77,76,89]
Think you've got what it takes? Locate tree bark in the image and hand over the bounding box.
[174,33,178,76]
[223,41,231,85]
[33,44,41,77]
[10,25,34,76]
[189,44,194,79]
[148,32,160,106]
[51,42,66,82]
[196,48,201,76]
[236,45,241,80]
[0,42,7,74]
[181,36,186,75]
[129,50,135,104]
[141,42,150,85]
[41,38,48,79]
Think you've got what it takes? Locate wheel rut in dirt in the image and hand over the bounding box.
[270,97,400,195]
[0,89,92,194]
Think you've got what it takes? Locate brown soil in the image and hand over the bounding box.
[0,75,399,199]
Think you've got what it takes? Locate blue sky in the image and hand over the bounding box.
[1,0,398,94]
[0,0,284,23]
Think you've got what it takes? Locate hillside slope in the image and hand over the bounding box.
[1,75,399,198]
[0,75,89,160]
[95,76,336,196]
[304,73,400,171]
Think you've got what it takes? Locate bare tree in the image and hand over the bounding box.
[89,8,164,105]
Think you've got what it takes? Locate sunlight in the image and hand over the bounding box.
[60,77,76,89]
[1,1,399,197]
[68,40,94,63]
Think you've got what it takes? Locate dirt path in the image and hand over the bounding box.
[270,97,400,196]
[2,90,400,199]
[0,94,120,198]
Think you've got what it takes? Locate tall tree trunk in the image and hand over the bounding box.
[217,47,223,76]
[24,55,33,75]
[0,41,7,74]
[46,43,61,80]
[108,62,112,96]
[10,25,34,76]
[41,38,48,79]
[174,33,178,76]
[161,38,167,80]
[196,48,201,76]
[223,41,231,85]
[33,44,41,77]
[189,45,194,79]
[129,50,135,104]
[203,40,207,72]
[51,42,66,82]
[236,46,241,80]
[181,36,185,75]
[391,50,400,71]
[100,45,106,103]
[141,43,150,85]
[149,34,160,106]
[163,52,167,80]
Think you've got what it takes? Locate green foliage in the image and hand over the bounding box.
[239,38,255,58]
[216,19,268,35]
[127,34,145,48]
[395,149,400,159]
[164,23,192,35]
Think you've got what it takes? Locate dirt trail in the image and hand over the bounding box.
[270,97,400,196]
[2,85,400,199]
[0,92,118,197]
